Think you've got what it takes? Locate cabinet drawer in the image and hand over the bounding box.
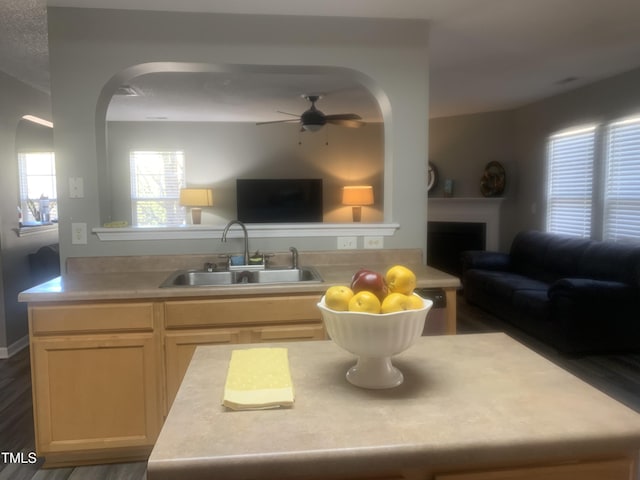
[30,302,156,335]
[164,295,321,328]
[250,324,326,343]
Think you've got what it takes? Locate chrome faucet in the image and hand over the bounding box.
[289,246,299,269]
[221,220,249,266]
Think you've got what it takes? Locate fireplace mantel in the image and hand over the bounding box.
[428,197,504,250]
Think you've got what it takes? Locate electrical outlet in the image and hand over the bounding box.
[337,236,357,249]
[71,222,87,245]
[364,236,384,249]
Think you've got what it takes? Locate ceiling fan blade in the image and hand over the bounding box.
[324,113,362,121]
[256,119,299,126]
[326,118,366,128]
[276,110,301,117]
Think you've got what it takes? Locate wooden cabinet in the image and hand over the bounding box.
[164,328,243,411]
[162,294,324,412]
[27,293,325,465]
[28,301,163,467]
[163,294,323,329]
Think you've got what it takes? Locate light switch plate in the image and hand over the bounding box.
[69,177,84,198]
[337,236,357,249]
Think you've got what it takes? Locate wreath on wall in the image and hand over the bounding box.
[480,161,506,197]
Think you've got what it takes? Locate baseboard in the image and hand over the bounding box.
[0,335,29,359]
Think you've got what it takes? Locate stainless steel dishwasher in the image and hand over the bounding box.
[416,288,447,335]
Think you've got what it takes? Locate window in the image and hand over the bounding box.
[545,126,597,238]
[546,114,640,243]
[604,116,640,242]
[18,151,57,223]
[130,151,186,226]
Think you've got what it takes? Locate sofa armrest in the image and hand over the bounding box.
[549,278,636,301]
[460,250,511,272]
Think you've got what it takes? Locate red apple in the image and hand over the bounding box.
[350,268,388,302]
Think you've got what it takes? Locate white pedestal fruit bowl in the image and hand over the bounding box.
[317,294,433,389]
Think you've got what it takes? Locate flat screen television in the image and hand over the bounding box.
[236,179,323,223]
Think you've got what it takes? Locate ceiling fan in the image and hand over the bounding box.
[256,95,365,132]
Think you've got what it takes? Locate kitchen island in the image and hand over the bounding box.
[148,333,640,480]
[19,248,461,467]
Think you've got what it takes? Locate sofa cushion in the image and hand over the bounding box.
[577,242,640,287]
[509,231,554,281]
[549,278,637,301]
[464,269,549,299]
[509,231,592,283]
[512,289,551,322]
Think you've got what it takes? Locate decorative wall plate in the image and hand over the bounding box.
[480,161,506,197]
[427,162,438,192]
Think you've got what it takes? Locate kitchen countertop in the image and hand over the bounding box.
[18,249,461,303]
[147,333,640,480]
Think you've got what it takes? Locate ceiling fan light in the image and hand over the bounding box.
[303,123,323,132]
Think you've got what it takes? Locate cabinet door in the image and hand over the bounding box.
[30,333,162,466]
[164,329,243,411]
[249,324,326,343]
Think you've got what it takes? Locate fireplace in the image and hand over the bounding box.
[427,197,504,276]
[427,222,486,275]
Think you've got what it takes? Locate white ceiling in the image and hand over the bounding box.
[3,0,640,121]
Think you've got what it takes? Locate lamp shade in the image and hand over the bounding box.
[342,186,374,206]
[179,188,213,207]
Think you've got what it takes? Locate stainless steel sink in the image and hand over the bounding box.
[160,266,323,287]
[164,270,234,287]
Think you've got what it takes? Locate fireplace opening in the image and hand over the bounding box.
[427,221,486,276]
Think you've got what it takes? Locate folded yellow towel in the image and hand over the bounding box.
[222,347,295,410]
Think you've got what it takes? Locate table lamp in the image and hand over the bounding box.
[180,188,213,224]
[342,185,374,222]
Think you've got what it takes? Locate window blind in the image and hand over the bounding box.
[130,151,186,226]
[546,126,596,237]
[604,116,640,242]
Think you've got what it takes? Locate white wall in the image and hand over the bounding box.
[47,8,430,263]
[107,121,384,225]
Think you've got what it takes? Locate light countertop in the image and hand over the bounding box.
[147,333,640,480]
[18,249,461,303]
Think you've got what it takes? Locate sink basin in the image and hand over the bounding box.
[165,270,234,287]
[160,266,323,287]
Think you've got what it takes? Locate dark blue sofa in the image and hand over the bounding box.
[461,231,640,354]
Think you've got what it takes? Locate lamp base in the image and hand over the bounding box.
[191,207,202,225]
[351,206,362,222]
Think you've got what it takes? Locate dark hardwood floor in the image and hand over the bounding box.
[1,295,639,479]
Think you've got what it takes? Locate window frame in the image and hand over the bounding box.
[545,113,640,243]
[17,151,58,224]
[545,125,598,238]
[603,115,640,243]
[129,150,186,227]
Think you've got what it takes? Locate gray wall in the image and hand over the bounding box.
[0,71,58,355]
[47,8,430,264]
[509,66,640,246]
[428,66,640,251]
[107,121,384,225]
